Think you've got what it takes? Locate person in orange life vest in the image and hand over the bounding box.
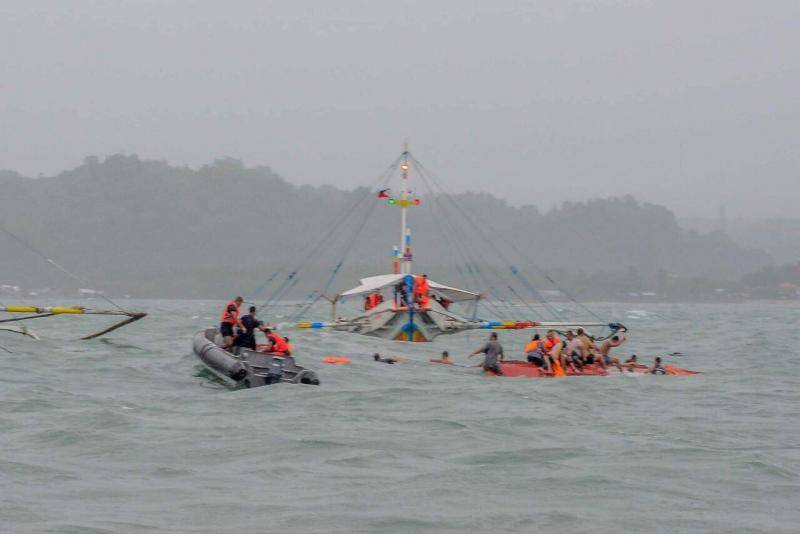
[263,328,290,355]
[417,293,431,310]
[365,292,380,311]
[220,296,244,350]
[542,330,561,352]
[414,274,429,298]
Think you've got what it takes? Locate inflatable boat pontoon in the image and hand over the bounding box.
[193,328,320,388]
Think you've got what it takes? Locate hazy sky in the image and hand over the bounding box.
[2,0,798,218]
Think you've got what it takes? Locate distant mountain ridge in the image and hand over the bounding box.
[0,154,771,299]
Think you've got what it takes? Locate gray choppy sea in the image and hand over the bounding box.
[1,300,798,533]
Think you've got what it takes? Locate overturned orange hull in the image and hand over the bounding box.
[487,360,698,378]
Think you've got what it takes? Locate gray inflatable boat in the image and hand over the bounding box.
[193,328,320,388]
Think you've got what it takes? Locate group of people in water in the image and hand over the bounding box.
[219,297,292,355]
[221,296,668,375]
[464,330,666,375]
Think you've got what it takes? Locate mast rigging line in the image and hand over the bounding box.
[407,154,605,323]
[289,182,387,322]
[408,154,565,320]
[409,163,519,320]
[255,154,402,315]
[0,224,131,315]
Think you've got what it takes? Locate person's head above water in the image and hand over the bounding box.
[490,332,498,340]
[249,306,256,314]
[441,350,449,358]
[373,353,380,361]
[234,296,243,304]
[655,356,662,364]
[532,334,540,341]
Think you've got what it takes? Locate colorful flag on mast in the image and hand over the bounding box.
[377,188,391,199]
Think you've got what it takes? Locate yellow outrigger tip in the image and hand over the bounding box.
[2,305,86,315]
[0,304,146,340]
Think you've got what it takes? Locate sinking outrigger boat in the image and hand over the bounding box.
[0,305,146,340]
[1,225,147,341]
[193,328,320,388]
[491,360,698,378]
[295,146,623,342]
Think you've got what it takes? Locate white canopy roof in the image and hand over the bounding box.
[339,274,480,303]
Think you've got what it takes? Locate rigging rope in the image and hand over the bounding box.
[256,155,401,316]
[0,224,129,314]
[409,154,566,320]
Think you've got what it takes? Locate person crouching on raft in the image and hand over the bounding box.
[469,332,505,375]
[524,334,551,372]
[220,296,244,350]
[262,328,291,355]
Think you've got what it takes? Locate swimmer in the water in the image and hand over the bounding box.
[373,353,407,364]
[430,350,452,364]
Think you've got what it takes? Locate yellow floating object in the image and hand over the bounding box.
[296,322,311,328]
[2,305,85,315]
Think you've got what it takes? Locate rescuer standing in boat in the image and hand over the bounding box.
[220,296,244,350]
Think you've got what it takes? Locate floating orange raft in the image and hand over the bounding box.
[322,356,351,365]
[486,360,698,377]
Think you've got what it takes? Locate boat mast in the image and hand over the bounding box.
[399,143,412,275]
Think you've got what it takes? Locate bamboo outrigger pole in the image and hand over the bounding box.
[1,223,148,340]
[0,305,147,340]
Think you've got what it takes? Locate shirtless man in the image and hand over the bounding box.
[598,333,627,371]
[563,331,584,370]
[576,327,601,366]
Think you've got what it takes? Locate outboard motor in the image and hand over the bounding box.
[266,358,285,385]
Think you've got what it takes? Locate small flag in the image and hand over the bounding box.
[377,188,391,199]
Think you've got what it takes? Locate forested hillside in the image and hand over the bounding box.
[0,155,771,299]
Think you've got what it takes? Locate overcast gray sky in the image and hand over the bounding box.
[1,0,798,218]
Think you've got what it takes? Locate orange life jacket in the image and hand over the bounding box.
[543,336,561,352]
[524,340,541,353]
[417,294,430,309]
[414,275,429,295]
[266,332,289,354]
[220,300,240,324]
[368,293,380,309]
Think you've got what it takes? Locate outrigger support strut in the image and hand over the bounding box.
[0,306,147,340]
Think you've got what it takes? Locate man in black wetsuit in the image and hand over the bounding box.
[373,353,406,364]
[233,306,265,351]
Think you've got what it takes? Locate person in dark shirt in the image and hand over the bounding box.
[373,353,407,364]
[469,332,505,374]
[234,306,266,350]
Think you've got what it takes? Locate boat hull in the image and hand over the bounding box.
[192,329,320,388]
[332,301,482,342]
[491,360,697,377]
